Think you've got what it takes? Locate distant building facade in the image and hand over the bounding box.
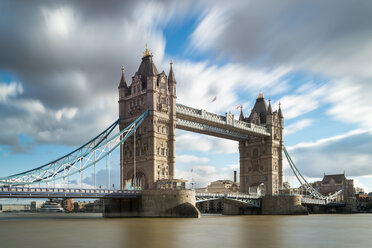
[312,173,354,198]
[197,171,240,194]
[206,180,239,193]
[61,198,74,212]
[196,200,224,213]
[0,204,30,212]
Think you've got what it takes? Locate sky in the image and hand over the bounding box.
[1,0,372,193]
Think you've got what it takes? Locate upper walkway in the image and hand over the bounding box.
[175,104,270,141]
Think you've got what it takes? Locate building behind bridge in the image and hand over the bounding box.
[0,204,30,212]
[196,171,240,194]
[312,173,354,199]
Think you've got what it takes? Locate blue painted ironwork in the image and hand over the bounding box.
[195,193,261,208]
[0,186,141,199]
[0,109,149,186]
[284,146,344,201]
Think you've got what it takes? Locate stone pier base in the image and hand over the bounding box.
[262,195,308,215]
[222,203,260,215]
[103,189,200,218]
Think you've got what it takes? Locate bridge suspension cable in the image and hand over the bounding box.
[283,146,344,201]
[0,109,149,186]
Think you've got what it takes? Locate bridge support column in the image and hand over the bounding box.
[261,195,308,215]
[103,189,200,218]
[103,198,141,218]
[222,204,260,215]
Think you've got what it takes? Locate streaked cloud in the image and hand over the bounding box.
[176,164,237,188]
[286,129,372,178]
[177,154,210,164]
[176,131,238,154]
[285,119,313,136]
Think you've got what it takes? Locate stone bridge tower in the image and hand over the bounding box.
[118,47,176,190]
[239,92,283,195]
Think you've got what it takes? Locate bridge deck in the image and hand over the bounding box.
[0,187,345,207]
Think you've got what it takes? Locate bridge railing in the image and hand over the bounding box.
[195,192,261,199]
[0,186,141,195]
[301,197,327,205]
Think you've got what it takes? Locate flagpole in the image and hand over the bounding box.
[216,96,218,114]
[211,96,217,114]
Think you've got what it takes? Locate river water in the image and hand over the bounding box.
[0,213,371,248]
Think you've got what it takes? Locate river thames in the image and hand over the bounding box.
[0,213,371,248]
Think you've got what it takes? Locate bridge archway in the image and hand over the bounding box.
[125,170,148,190]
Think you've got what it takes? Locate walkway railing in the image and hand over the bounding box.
[195,192,261,199]
[0,186,141,198]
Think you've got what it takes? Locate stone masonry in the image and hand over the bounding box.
[118,47,176,190]
[239,93,284,195]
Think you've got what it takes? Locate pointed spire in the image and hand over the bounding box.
[257,89,264,99]
[168,60,176,84]
[118,65,127,88]
[137,45,158,88]
[267,98,273,115]
[278,101,283,118]
[239,105,244,121]
[143,43,151,58]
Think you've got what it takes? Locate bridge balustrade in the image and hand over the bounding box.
[301,197,326,205]
[0,186,142,195]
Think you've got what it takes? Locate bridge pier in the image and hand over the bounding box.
[103,189,200,218]
[222,204,260,215]
[261,195,308,215]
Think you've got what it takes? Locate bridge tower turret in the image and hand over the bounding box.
[118,47,177,190]
[239,92,283,195]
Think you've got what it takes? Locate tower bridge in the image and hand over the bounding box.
[118,47,283,196]
[0,47,352,216]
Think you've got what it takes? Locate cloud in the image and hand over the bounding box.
[82,168,120,190]
[0,1,180,152]
[1,0,372,197]
[176,130,238,154]
[327,78,372,129]
[190,4,230,52]
[0,82,23,103]
[276,83,329,119]
[41,6,75,38]
[171,60,290,115]
[55,107,78,121]
[286,129,372,179]
[176,154,210,164]
[190,0,372,129]
[0,1,315,154]
[285,119,313,136]
[176,164,237,188]
[191,1,372,78]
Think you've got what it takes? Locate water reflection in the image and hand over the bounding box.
[0,213,371,248]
